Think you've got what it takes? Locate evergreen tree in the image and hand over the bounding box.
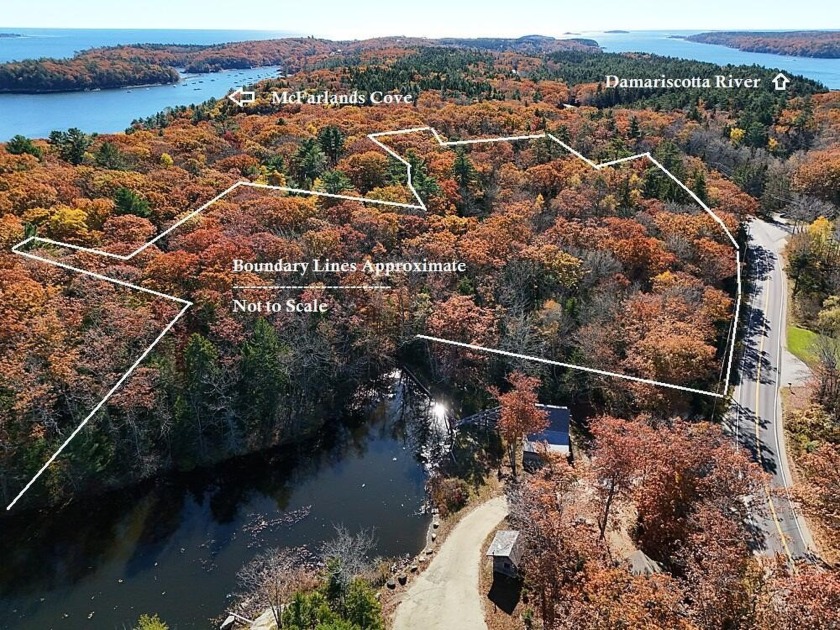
[692,169,709,204]
[318,125,346,166]
[48,128,93,165]
[5,134,42,159]
[95,141,127,170]
[405,150,440,202]
[628,116,641,139]
[239,318,289,432]
[114,187,151,218]
[282,592,338,629]
[645,140,689,203]
[134,614,168,630]
[292,137,327,188]
[318,170,354,195]
[183,334,220,454]
[344,580,384,630]
[452,148,477,190]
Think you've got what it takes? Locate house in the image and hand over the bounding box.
[486,530,524,578]
[523,404,570,467]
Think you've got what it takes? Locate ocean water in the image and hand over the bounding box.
[0,28,300,63]
[0,29,303,140]
[590,30,840,89]
[0,66,282,140]
[0,28,837,140]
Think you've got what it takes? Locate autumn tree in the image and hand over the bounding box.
[507,463,604,627]
[679,502,763,629]
[559,570,691,630]
[632,420,764,561]
[493,372,548,477]
[799,443,840,541]
[339,151,390,193]
[590,415,652,540]
[756,564,840,630]
[795,149,840,205]
[426,294,496,385]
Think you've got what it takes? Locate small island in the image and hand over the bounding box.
[686,31,840,59]
[0,33,23,38]
[604,30,630,34]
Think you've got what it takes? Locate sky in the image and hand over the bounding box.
[1,0,838,38]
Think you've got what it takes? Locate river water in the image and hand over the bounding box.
[0,29,837,140]
[0,374,443,629]
[593,30,840,89]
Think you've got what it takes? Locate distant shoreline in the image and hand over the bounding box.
[686,31,840,59]
[0,35,600,94]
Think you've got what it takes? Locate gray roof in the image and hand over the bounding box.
[626,550,662,575]
[523,405,570,454]
[486,530,522,563]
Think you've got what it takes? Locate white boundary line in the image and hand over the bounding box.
[7,124,741,509]
[380,127,740,400]
[417,335,725,398]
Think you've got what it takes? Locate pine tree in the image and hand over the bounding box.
[318,125,346,166]
[48,128,93,165]
[114,187,151,218]
[5,134,42,159]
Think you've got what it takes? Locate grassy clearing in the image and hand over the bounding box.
[788,325,819,366]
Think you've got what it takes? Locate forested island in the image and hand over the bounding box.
[0,35,599,93]
[3,38,840,628]
[686,31,840,58]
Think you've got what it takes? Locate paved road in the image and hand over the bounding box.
[392,496,508,630]
[730,219,814,560]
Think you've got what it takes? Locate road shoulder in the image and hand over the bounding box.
[391,495,508,630]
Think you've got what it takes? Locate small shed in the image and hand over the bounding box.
[486,530,524,578]
[523,404,570,467]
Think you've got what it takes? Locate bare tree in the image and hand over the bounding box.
[236,547,309,628]
[788,193,838,224]
[320,525,376,610]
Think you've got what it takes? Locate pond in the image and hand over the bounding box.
[0,372,444,629]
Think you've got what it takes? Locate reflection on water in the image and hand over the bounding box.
[0,373,443,629]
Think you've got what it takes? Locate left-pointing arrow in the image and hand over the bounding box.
[227,86,256,107]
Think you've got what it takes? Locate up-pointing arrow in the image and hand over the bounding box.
[772,73,790,91]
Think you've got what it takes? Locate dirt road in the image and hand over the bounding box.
[392,495,508,630]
